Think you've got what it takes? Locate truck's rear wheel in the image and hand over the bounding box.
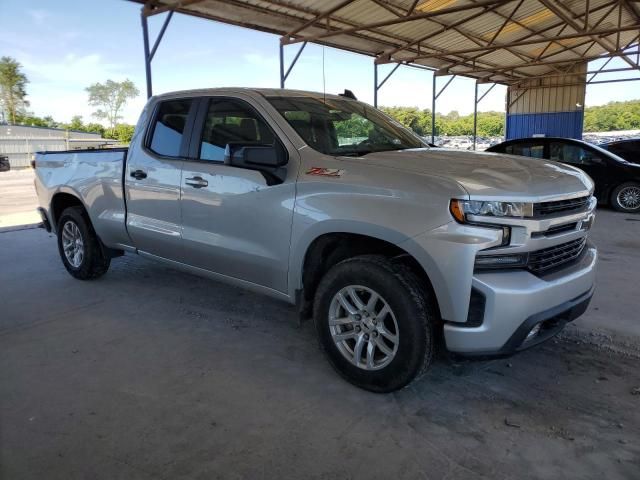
[314,255,434,393]
[57,206,110,280]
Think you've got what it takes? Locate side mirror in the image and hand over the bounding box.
[224,143,288,184]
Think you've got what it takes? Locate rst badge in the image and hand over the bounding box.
[306,167,345,177]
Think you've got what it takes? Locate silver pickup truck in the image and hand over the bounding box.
[35,88,597,392]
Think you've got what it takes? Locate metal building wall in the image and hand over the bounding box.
[505,64,586,140]
[0,126,115,168]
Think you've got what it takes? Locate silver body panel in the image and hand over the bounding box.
[34,87,598,355]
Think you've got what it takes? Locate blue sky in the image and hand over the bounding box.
[1,0,638,125]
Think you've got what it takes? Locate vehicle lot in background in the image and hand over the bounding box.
[0,155,10,172]
[1,171,639,479]
[487,137,640,213]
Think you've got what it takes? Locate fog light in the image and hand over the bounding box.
[525,323,542,342]
[474,253,527,269]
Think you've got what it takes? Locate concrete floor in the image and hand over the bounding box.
[1,172,639,479]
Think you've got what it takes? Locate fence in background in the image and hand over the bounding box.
[0,125,118,168]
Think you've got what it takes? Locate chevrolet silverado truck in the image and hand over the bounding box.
[34,88,597,392]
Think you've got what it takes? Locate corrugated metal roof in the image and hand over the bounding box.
[130,0,640,84]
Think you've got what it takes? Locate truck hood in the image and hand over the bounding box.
[348,148,593,201]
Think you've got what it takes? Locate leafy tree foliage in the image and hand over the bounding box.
[105,123,135,144]
[85,79,139,133]
[0,56,29,124]
[583,100,640,132]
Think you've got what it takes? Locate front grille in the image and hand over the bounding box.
[527,237,587,274]
[531,222,578,238]
[533,196,590,217]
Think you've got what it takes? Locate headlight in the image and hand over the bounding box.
[450,199,533,223]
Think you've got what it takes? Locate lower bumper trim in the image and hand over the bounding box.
[456,287,594,358]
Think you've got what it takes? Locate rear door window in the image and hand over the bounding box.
[504,142,545,158]
[549,142,604,166]
[149,99,193,157]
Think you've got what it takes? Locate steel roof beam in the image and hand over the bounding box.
[284,0,512,45]
[449,44,639,75]
[405,25,639,62]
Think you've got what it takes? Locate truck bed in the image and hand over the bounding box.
[34,148,131,248]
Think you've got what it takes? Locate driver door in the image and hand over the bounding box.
[179,96,296,293]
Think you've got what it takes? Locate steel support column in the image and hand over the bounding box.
[141,8,174,99]
[431,74,456,144]
[473,83,478,150]
[373,63,401,108]
[141,12,153,99]
[431,74,436,143]
[279,41,308,88]
[472,82,496,150]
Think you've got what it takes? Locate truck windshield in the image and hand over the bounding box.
[266,95,425,156]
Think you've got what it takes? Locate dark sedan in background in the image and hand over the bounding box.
[486,137,640,213]
[0,155,10,172]
[601,139,640,165]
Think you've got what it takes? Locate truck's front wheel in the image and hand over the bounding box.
[57,206,110,280]
[314,255,435,393]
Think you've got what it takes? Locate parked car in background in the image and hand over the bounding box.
[601,138,640,165]
[487,137,640,213]
[0,155,9,172]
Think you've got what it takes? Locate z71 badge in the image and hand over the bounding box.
[306,167,345,177]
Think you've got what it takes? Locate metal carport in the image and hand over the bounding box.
[130,0,640,145]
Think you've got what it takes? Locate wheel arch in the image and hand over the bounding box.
[290,222,442,321]
[50,190,88,231]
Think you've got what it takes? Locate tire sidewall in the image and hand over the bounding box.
[314,258,431,392]
[612,183,640,213]
[57,208,94,278]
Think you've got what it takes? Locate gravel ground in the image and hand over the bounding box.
[1,171,639,479]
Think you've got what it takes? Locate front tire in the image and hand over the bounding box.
[57,206,110,280]
[314,255,435,393]
[611,182,640,213]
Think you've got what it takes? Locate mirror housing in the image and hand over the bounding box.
[224,143,288,184]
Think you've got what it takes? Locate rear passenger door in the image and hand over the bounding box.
[179,96,296,293]
[125,97,196,261]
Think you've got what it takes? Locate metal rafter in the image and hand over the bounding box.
[538,0,638,70]
[403,0,620,67]
[283,0,512,45]
[450,42,640,76]
[405,25,639,62]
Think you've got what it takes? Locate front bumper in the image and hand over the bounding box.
[444,243,597,355]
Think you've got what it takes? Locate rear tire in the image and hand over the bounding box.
[611,182,640,213]
[56,206,110,280]
[314,255,435,393]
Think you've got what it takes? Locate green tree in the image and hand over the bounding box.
[0,56,29,124]
[68,115,84,131]
[105,123,135,144]
[85,79,139,134]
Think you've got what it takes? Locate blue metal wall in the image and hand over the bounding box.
[506,63,586,141]
[505,110,583,140]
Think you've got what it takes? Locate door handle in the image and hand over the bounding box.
[185,176,208,188]
[130,169,147,180]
